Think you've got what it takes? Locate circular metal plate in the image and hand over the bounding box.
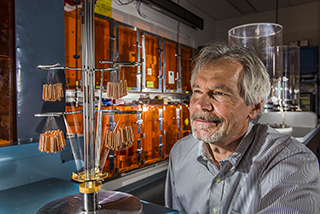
[37,190,143,214]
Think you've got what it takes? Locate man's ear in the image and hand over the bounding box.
[248,102,262,119]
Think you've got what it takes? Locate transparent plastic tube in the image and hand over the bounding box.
[228,23,283,109]
[282,45,300,111]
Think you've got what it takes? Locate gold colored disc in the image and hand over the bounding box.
[79,181,101,194]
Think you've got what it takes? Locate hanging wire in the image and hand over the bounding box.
[112,115,122,132]
[63,114,84,172]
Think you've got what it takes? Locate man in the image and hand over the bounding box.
[165,41,320,214]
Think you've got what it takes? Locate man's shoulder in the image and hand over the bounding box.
[253,123,316,161]
[253,123,297,145]
[170,134,199,159]
[171,134,198,150]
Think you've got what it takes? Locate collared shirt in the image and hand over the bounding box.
[165,123,320,214]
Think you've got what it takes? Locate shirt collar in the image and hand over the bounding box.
[227,122,256,168]
[196,122,256,169]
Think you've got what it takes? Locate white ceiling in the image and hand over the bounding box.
[183,0,319,21]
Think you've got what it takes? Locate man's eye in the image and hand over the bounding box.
[216,92,225,96]
[193,89,201,93]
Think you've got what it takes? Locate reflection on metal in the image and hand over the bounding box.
[37,63,117,72]
[36,191,143,214]
[34,111,82,117]
[101,109,142,115]
[72,171,108,183]
[100,60,141,67]
[34,110,141,118]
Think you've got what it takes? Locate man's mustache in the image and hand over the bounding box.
[190,113,223,123]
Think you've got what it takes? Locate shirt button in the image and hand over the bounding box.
[213,208,218,213]
[215,178,221,183]
[230,169,235,173]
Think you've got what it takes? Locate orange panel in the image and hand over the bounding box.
[65,105,83,134]
[95,17,110,87]
[165,40,178,91]
[114,105,140,172]
[0,58,10,143]
[142,105,163,162]
[144,34,160,89]
[164,105,179,156]
[65,11,111,88]
[181,46,192,92]
[118,25,138,88]
[0,0,12,144]
[180,104,191,138]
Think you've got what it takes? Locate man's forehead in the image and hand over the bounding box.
[192,82,234,92]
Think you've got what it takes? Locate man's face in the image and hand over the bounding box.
[190,58,256,146]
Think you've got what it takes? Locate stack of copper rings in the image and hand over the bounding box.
[104,126,134,151]
[38,130,66,153]
[42,83,64,102]
[106,80,128,99]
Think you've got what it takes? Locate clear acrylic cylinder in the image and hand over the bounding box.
[282,45,300,111]
[228,23,283,109]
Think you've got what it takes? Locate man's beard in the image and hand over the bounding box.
[190,112,224,143]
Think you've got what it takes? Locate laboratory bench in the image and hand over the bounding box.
[0,177,178,214]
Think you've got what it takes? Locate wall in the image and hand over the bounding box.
[0,0,75,192]
[215,1,320,46]
[15,0,66,143]
[111,0,216,48]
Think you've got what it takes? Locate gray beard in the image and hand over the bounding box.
[190,112,223,143]
[191,126,223,143]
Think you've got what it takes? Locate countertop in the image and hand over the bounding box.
[0,178,178,214]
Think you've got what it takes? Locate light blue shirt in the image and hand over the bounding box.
[165,123,320,214]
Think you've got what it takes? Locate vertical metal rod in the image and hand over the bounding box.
[115,23,120,83]
[109,20,115,83]
[83,193,98,211]
[141,32,146,90]
[81,0,98,212]
[82,0,96,181]
[95,70,104,169]
[88,0,96,180]
[136,29,141,90]
[81,0,90,180]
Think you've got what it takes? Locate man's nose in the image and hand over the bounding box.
[196,94,213,112]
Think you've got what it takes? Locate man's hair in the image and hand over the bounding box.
[191,40,270,107]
